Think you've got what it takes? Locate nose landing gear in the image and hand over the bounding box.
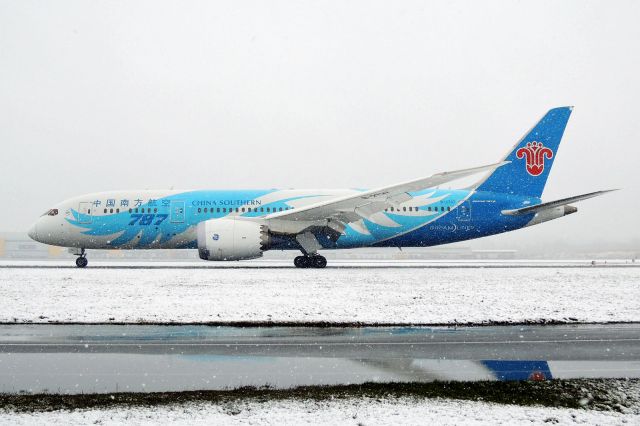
[294,254,327,269]
[75,256,88,268]
[72,248,88,268]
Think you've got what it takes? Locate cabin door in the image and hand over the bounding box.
[170,200,186,223]
[457,200,471,221]
[78,202,92,224]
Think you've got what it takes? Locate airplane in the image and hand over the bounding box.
[28,106,614,268]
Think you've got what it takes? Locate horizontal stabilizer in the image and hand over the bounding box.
[501,190,617,216]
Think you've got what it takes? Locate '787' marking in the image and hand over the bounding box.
[128,214,168,226]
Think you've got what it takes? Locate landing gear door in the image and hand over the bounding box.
[457,200,471,221]
[170,200,186,223]
[78,202,92,224]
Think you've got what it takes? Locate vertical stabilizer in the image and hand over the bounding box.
[475,107,573,198]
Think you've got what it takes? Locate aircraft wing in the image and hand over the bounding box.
[264,161,508,230]
[501,190,617,216]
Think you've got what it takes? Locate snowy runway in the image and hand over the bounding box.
[0,262,638,324]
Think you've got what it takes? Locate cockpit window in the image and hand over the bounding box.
[41,209,58,217]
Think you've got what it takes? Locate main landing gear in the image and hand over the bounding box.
[74,248,88,268]
[294,254,327,269]
[293,232,327,268]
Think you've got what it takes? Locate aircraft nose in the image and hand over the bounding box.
[28,222,38,241]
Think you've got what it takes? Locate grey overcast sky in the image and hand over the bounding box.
[1,0,639,251]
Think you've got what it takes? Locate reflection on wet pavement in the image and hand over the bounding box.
[1,324,639,394]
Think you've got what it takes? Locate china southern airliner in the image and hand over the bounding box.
[28,107,614,268]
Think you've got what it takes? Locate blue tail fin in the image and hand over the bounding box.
[475,107,573,198]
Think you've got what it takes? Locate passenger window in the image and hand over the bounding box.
[235,208,239,213]
[198,208,201,213]
[135,208,139,213]
[428,207,431,211]
[241,207,245,212]
[110,209,114,213]
[447,207,450,211]
[129,209,132,213]
[266,208,270,212]
[217,208,220,213]
[260,207,264,212]
[88,209,91,214]
[116,208,120,213]
[441,206,444,212]
[104,209,107,214]
[154,208,157,213]
[279,207,283,212]
[204,208,208,213]
[403,207,407,211]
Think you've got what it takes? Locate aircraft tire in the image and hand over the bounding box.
[294,255,327,268]
[312,255,327,268]
[294,256,308,268]
[76,257,88,268]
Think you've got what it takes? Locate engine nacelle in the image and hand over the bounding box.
[197,218,269,261]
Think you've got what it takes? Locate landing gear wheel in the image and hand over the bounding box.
[294,256,310,268]
[312,255,327,269]
[75,256,88,268]
[294,255,327,268]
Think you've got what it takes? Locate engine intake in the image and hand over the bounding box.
[197,218,270,261]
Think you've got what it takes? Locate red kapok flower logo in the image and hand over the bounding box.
[516,141,554,176]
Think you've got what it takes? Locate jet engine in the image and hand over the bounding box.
[197,218,270,261]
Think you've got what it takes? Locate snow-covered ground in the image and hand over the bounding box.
[1,397,638,425]
[0,263,638,324]
[1,259,637,268]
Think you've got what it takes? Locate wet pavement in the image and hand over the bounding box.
[1,324,639,394]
